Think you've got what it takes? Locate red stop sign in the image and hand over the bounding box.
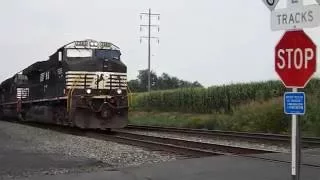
[275,30,317,88]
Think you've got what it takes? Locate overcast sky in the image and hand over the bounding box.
[0,0,319,87]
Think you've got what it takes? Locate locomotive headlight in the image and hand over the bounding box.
[86,89,92,94]
[116,89,122,94]
[90,42,98,46]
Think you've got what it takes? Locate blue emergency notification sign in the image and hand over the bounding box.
[284,92,305,115]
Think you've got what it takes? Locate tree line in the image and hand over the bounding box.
[128,69,203,92]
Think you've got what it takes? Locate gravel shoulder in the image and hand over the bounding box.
[0,120,178,179]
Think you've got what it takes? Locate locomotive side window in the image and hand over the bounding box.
[14,74,28,84]
[58,51,62,61]
[66,49,92,58]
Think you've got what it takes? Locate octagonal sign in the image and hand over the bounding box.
[275,30,317,88]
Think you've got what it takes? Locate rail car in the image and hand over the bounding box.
[0,39,128,130]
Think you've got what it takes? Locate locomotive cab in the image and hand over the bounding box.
[14,74,29,86]
[63,43,126,72]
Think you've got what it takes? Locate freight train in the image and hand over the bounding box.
[0,39,128,130]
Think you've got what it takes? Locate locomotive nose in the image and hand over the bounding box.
[101,107,110,119]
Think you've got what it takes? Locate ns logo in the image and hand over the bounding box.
[95,73,105,85]
[90,72,109,88]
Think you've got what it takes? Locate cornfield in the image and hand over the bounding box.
[129,79,320,114]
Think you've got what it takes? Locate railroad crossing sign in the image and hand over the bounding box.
[262,0,280,11]
[275,30,317,88]
[262,0,320,31]
[271,4,320,31]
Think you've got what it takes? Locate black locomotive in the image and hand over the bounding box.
[0,39,128,130]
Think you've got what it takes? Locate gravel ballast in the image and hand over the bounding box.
[120,129,290,153]
[0,121,178,179]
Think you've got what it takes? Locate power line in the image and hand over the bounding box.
[139,8,160,92]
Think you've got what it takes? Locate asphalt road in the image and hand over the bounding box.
[10,154,320,180]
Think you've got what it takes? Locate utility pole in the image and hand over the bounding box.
[139,8,160,92]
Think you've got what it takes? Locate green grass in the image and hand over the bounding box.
[129,111,213,128]
[129,79,320,114]
[129,93,320,136]
[128,79,320,136]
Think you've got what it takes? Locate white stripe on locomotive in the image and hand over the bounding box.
[65,71,127,90]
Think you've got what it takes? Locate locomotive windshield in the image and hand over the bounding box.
[65,49,120,60]
[66,49,93,58]
[95,49,121,60]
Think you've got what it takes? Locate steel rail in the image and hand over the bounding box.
[96,130,277,156]
[126,125,320,147]
[6,120,320,167]
[17,121,272,156]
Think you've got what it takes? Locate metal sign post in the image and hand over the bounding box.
[284,89,305,179]
[291,88,300,180]
[263,0,319,179]
[284,89,306,180]
[291,105,298,179]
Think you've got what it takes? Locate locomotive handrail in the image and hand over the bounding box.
[126,81,133,109]
[67,75,82,112]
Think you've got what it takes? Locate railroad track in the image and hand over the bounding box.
[125,125,320,147]
[6,120,320,167]
[96,130,320,168]
[9,121,276,157]
[89,130,276,158]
